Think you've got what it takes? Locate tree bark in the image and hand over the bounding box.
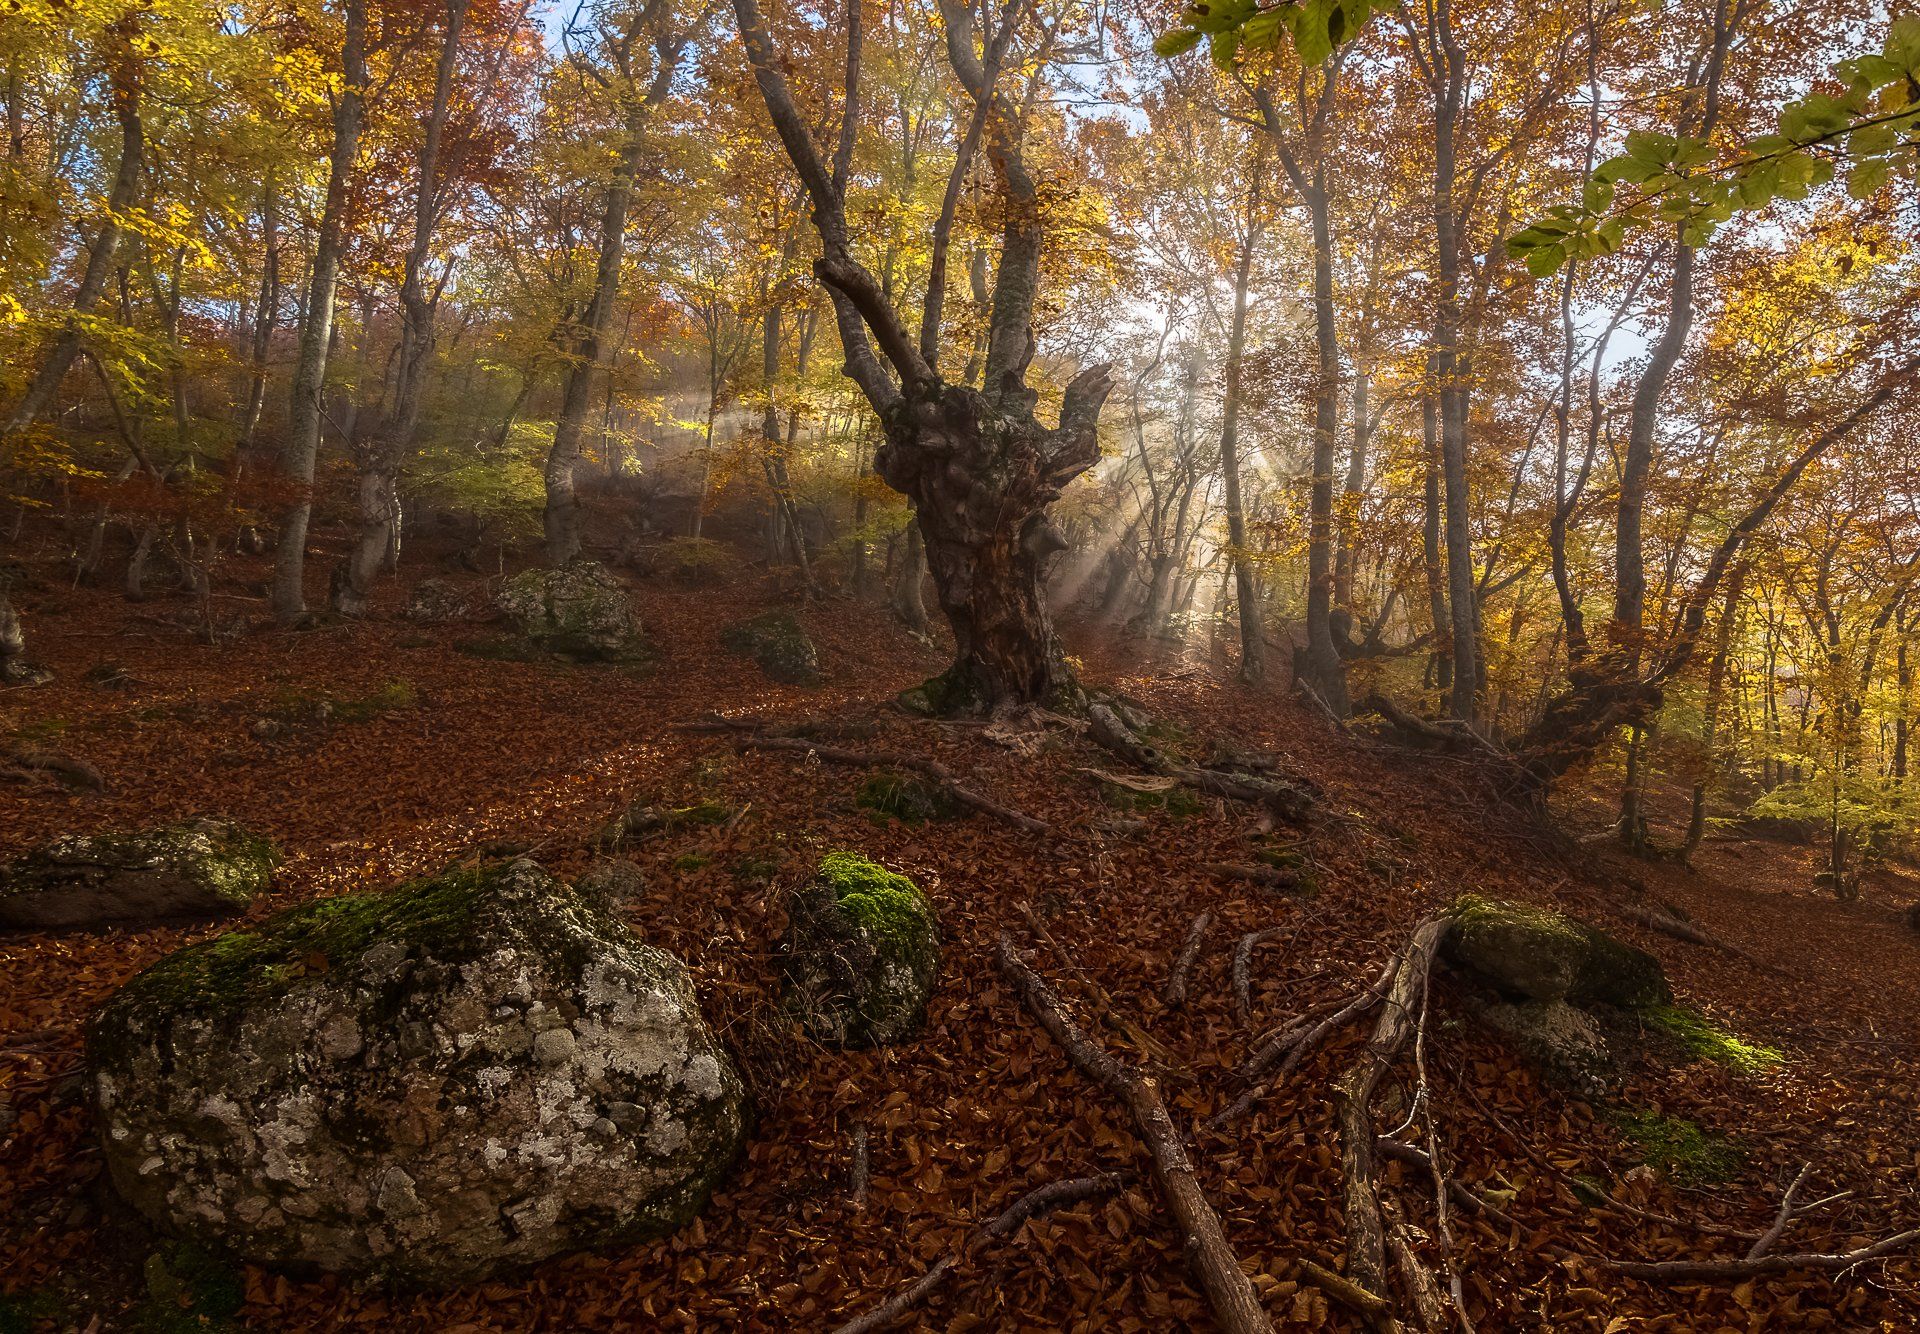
[4,21,144,436]
[272,0,366,623]
[1219,205,1266,685]
[543,8,686,565]
[335,0,467,615]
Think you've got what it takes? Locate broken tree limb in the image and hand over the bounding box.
[1601,1227,1920,1282]
[1087,702,1314,824]
[831,1173,1122,1334]
[1205,951,1400,1131]
[1016,901,1174,1066]
[996,933,1277,1334]
[1746,1164,1812,1261]
[690,725,1047,833]
[1373,1140,1526,1235]
[1381,1193,1448,1334]
[1231,925,1289,1025]
[1293,1256,1395,1326]
[1204,861,1302,891]
[1335,916,1453,1304]
[1164,910,1212,1010]
[1608,899,1773,970]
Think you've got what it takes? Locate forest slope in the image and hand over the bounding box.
[3,555,1919,1331]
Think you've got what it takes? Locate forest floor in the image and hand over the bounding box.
[4,547,1920,1332]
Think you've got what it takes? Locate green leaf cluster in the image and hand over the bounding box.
[1153,0,1385,70]
[1511,18,1920,275]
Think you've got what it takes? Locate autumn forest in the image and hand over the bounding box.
[3,0,1920,1329]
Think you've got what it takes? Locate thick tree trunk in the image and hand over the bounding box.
[880,377,1106,714]
[0,593,39,684]
[272,0,366,623]
[1684,564,1743,856]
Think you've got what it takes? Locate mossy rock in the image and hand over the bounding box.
[495,561,643,661]
[1444,895,1670,1009]
[87,859,746,1285]
[721,611,821,685]
[0,820,277,930]
[652,537,741,588]
[1479,999,1615,1097]
[783,852,940,1047]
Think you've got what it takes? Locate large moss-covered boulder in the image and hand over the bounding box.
[0,820,276,930]
[1444,896,1670,1009]
[783,852,939,1046]
[495,562,642,660]
[721,610,821,685]
[87,859,746,1285]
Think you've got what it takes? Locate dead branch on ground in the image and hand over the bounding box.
[997,933,1277,1334]
[831,1173,1123,1334]
[1232,925,1289,1025]
[1164,910,1212,1010]
[1087,702,1314,824]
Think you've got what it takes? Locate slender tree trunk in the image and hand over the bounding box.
[336,0,466,615]
[1333,366,1368,607]
[4,24,143,435]
[1219,218,1265,685]
[1421,369,1452,701]
[1684,564,1743,857]
[238,173,280,451]
[272,0,366,623]
[1300,180,1347,712]
[890,516,929,634]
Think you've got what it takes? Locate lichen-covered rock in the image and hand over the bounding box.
[0,820,276,930]
[495,562,642,660]
[721,610,821,685]
[783,852,939,1046]
[1479,999,1615,1097]
[403,578,477,625]
[1444,895,1670,1008]
[87,859,746,1285]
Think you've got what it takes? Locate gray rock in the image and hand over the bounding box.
[1479,999,1615,1098]
[403,578,477,625]
[783,852,939,1047]
[87,859,746,1285]
[576,858,646,905]
[0,820,277,930]
[721,610,821,685]
[495,562,643,661]
[1444,896,1670,1008]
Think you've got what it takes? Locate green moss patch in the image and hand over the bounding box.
[720,611,821,685]
[93,865,508,1022]
[1644,1005,1784,1074]
[1100,780,1204,818]
[1612,1110,1746,1186]
[816,852,928,950]
[267,679,416,727]
[672,853,712,872]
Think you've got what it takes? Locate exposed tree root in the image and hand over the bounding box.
[997,932,1277,1334]
[1204,861,1303,892]
[1,744,106,792]
[1602,1228,1920,1283]
[1086,702,1314,824]
[677,715,1047,833]
[831,1173,1123,1333]
[1163,910,1213,1010]
[1017,902,1174,1065]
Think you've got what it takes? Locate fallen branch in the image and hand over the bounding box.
[1609,899,1772,970]
[1017,902,1174,1064]
[1335,916,1453,1304]
[1204,861,1302,892]
[1164,910,1212,1010]
[848,1122,870,1209]
[1232,925,1289,1025]
[1602,1228,1920,1282]
[1206,952,1400,1131]
[1087,703,1314,824]
[831,1173,1122,1334]
[1382,1193,1447,1334]
[1374,1139,1526,1235]
[997,933,1276,1334]
[1293,1256,1395,1326]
